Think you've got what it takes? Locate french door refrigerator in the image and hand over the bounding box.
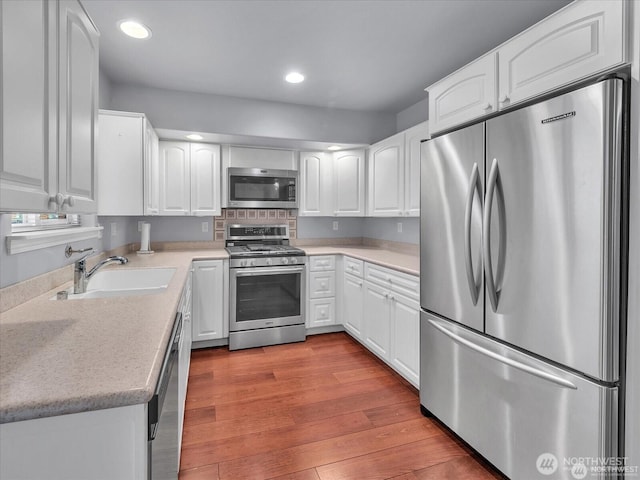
[420,78,624,479]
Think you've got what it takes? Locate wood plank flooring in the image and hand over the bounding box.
[179,332,505,480]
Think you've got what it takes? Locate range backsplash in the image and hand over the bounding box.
[214,209,297,241]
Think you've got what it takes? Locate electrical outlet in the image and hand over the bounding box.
[138,221,143,232]
[332,220,339,231]
[397,222,403,233]
[202,222,209,233]
[111,222,118,237]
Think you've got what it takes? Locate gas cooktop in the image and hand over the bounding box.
[225,224,305,258]
[225,244,305,257]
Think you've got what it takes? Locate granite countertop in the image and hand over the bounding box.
[301,246,419,276]
[0,250,228,424]
[0,245,418,425]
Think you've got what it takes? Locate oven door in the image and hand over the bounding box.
[228,168,297,208]
[230,265,305,331]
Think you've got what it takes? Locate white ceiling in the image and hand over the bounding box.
[84,0,571,114]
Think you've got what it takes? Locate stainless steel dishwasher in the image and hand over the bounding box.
[148,313,181,480]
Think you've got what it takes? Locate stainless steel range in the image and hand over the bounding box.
[226,224,306,350]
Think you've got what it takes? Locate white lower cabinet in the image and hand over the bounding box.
[339,258,420,388]
[0,404,147,480]
[178,268,193,458]
[307,255,338,328]
[192,260,227,342]
[389,293,420,387]
[343,272,364,340]
[363,281,391,360]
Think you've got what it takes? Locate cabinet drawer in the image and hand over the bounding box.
[309,298,336,327]
[343,256,364,277]
[310,255,336,271]
[365,263,419,300]
[309,271,336,299]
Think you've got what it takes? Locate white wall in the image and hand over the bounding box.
[99,69,112,109]
[110,83,396,145]
[396,98,429,133]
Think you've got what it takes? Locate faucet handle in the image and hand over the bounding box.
[65,245,94,258]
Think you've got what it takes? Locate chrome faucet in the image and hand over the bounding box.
[66,245,129,294]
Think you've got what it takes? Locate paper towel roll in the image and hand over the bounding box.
[140,222,151,252]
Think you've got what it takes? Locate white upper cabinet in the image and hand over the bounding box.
[367,133,405,217]
[144,124,160,215]
[159,142,191,215]
[57,0,99,213]
[498,0,627,108]
[299,152,332,216]
[366,122,428,217]
[97,111,144,215]
[0,0,98,213]
[428,54,497,135]
[404,122,428,217]
[190,143,221,216]
[427,0,628,135]
[0,0,55,213]
[299,149,365,217]
[159,141,221,216]
[333,149,365,216]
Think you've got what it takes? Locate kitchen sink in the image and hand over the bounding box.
[52,267,176,300]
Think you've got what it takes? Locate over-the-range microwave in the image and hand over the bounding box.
[227,167,298,209]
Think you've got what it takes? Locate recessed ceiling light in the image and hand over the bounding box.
[118,20,152,39]
[285,72,305,84]
[328,145,341,151]
[186,134,203,141]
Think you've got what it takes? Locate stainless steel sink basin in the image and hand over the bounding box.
[52,267,176,300]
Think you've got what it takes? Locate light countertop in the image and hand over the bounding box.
[0,245,418,424]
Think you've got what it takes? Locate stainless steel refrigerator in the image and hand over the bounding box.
[420,78,625,479]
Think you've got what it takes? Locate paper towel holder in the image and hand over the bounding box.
[137,222,154,255]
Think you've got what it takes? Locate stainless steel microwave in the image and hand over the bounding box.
[227,167,298,208]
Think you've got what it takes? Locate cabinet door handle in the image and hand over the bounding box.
[483,102,492,111]
[499,94,510,104]
[65,195,76,207]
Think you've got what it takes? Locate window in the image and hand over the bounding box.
[10,213,80,232]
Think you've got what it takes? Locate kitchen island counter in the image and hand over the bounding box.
[0,249,228,424]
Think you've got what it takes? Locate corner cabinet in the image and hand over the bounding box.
[298,149,365,217]
[159,141,221,216]
[191,259,227,343]
[427,0,628,135]
[1,0,99,213]
[367,122,428,217]
[367,133,405,217]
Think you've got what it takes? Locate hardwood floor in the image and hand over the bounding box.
[179,332,505,480]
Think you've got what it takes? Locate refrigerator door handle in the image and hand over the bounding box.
[464,162,482,305]
[427,319,577,390]
[483,158,506,312]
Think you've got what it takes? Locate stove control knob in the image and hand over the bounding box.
[281,258,289,265]
[249,259,256,267]
[289,257,297,264]
[266,258,272,265]
[240,260,247,267]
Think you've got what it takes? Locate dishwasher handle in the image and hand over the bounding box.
[148,312,182,441]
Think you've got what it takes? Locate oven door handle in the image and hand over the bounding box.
[234,266,305,276]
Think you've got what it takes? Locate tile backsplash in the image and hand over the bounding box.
[214,209,297,241]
